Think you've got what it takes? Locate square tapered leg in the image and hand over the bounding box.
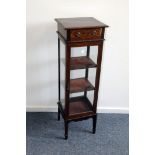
[64,121,68,139]
[58,107,60,121]
[93,115,97,134]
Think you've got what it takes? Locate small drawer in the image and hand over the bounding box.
[70,28,102,41]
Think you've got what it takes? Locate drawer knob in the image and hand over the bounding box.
[76,32,81,37]
[92,30,97,36]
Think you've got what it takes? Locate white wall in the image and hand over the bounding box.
[26,0,129,113]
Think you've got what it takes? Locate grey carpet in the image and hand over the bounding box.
[26,112,129,155]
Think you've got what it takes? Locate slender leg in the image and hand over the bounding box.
[58,107,60,121]
[64,121,68,139]
[58,38,61,122]
[92,115,97,134]
[58,38,60,101]
[64,44,70,140]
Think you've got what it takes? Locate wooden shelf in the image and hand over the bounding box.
[68,96,94,119]
[70,56,97,70]
[70,78,95,93]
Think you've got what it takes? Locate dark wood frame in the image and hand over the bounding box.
[55,17,108,139]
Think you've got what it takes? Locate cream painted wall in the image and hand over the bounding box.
[26,0,129,113]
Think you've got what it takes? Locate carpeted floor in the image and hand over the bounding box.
[26,112,129,155]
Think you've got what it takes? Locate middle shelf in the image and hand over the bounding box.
[70,78,95,93]
[70,56,97,70]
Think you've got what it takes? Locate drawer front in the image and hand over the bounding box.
[70,28,102,41]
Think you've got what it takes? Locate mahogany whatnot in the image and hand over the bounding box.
[55,17,108,139]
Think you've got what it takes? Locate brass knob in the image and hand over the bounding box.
[92,30,97,36]
[76,32,81,37]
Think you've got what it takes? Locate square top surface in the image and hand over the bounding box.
[55,17,108,29]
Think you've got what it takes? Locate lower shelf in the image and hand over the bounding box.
[69,96,93,115]
[58,96,95,120]
[68,96,94,119]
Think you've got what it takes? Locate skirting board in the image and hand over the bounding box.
[26,106,129,114]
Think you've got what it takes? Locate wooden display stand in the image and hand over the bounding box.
[55,17,108,139]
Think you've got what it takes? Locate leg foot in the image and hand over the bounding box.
[58,107,60,121]
[65,134,68,140]
[92,115,97,134]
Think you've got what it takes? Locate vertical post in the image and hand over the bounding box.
[64,44,71,140]
[84,46,90,97]
[93,41,104,113]
[58,38,60,101]
[57,38,61,121]
[65,44,71,117]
